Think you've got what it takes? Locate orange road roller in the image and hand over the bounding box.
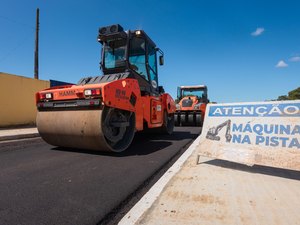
[36,24,176,152]
[175,85,209,126]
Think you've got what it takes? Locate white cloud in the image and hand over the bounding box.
[276,60,288,68]
[251,27,265,36]
[289,56,300,62]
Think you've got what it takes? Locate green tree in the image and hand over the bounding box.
[277,87,300,100]
[277,95,289,100]
[288,87,300,100]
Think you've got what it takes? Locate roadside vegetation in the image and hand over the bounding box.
[277,87,300,100]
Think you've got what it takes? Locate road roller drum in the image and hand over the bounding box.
[37,107,136,152]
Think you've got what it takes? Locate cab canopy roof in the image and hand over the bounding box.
[179,85,207,89]
[98,24,157,48]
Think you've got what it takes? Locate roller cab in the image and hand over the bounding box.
[36,24,176,152]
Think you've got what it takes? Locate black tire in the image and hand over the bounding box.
[188,113,194,125]
[174,113,179,126]
[160,111,174,135]
[195,113,202,126]
[180,114,186,126]
[101,107,135,152]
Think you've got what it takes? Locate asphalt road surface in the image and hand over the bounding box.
[0,127,201,225]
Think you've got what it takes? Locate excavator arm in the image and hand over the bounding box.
[206,120,232,142]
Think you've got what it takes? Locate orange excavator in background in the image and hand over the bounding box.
[36,24,176,152]
[175,85,209,126]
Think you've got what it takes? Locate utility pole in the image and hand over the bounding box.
[34,8,39,79]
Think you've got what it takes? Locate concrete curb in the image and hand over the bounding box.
[118,134,202,225]
[0,133,40,142]
[0,127,39,142]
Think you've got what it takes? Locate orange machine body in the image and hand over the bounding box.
[177,96,207,117]
[36,78,176,132]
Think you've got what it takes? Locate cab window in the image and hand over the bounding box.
[148,45,158,90]
[104,39,126,69]
[129,37,148,80]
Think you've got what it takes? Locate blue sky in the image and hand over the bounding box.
[1,0,299,103]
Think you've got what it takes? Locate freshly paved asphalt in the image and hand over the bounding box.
[0,127,201,225]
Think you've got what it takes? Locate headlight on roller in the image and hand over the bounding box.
[176,104,180,110]
[84,88,101,98]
